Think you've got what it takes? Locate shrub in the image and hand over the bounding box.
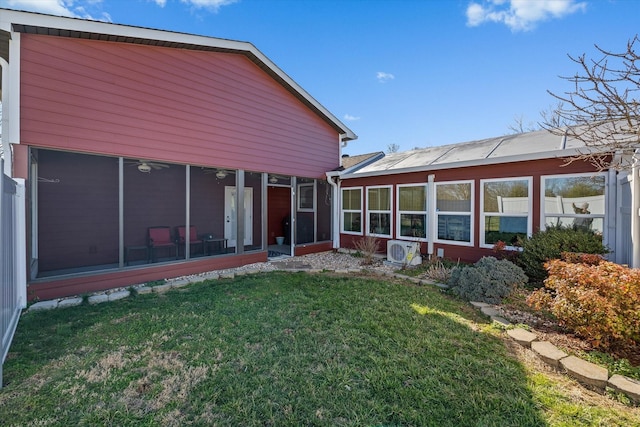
[353,236,380,265]
[516,225,608,285]
[527,259,640,349]
[422,259,457,283]
[448,256,528,304]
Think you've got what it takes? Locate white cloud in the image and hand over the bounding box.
[376,71,395,83]
[466,0,587,31]
[343,114,361,121]
[2,0,111,21]
[4,0,77,17]
[179,0,239,11]
[153,0,167,7]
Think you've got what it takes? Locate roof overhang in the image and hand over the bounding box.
[339,146,613,180]
[0,8,357,141]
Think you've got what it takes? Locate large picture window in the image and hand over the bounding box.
[341,187,362,234]
[435,181,473,245]
[481,177,531,248]
[542,174,606,234]
[397,184,427,240]
[367,186,392,237]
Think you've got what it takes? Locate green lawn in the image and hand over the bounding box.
[1,272,637,426]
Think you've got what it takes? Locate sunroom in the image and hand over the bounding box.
[337,129,624,265]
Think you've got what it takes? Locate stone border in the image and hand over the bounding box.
[470,301,640,404]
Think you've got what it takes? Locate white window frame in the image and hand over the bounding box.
[366,185,393,238]
[341,187,363,235]
[434,180,474,247]
[396,183,428,242]
[540,172,607,235]
[297,183,315,212]
[480,177,532,249]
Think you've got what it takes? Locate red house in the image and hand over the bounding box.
[334,130,632,266]
[0,9,356,300]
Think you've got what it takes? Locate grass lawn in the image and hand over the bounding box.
[1,272,638,426]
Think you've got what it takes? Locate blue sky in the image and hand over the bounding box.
[1,0,639,155]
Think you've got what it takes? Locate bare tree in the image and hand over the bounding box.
[542,35,640,170]
[387,143,400,153]
[507,114,537,134]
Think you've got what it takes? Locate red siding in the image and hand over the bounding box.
[340,158,602,263]
[20,34,340,178]
[294,241,332,256]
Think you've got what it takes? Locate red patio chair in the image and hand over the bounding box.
[177,225,204,257]
[148,226,178,262]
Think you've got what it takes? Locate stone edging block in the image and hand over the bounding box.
[469,302,640,404]
[88,294,109,304]
[58,298,83,308]
[608,374,640,403]
[28,300,59,311]
[506,328,537,348]
[560,355,609,391]
[109,290,130,301]
[531,341,567,368]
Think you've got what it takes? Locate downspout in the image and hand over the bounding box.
[326,170,341,250]
[606,151,622,262]
[632,149,640,268]
[427,174,435,259]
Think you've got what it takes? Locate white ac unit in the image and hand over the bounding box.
[387,240,422,266]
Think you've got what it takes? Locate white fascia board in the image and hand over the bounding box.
[339,147,597,180]
[0,9,357,141]
[3,32,20,147]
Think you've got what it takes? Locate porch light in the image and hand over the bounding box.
[216,170,227,179]
[137,163,152,173]
[269,175,278,184]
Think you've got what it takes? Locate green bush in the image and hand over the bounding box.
[448,256,528,304]
[516,225,607,285]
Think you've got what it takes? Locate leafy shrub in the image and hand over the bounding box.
[527,259,640,349]
[516,226,608,285]
[492,240,520,263]
[448,256,528,304]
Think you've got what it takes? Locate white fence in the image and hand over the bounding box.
[1,159,26,388]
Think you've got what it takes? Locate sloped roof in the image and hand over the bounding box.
[343,128,592,178]
[340,152,384,170]
[0,8,357,141]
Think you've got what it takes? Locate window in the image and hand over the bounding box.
[397,184,427,240]
[367,186,392,237]
[542,174,605,234]
[435,181,473,245]
[297,183,314,211]
[481,177,532,248]
[341,187,362,234]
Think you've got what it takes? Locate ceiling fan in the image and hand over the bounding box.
[202,168,234,179]
[126,159,170,173]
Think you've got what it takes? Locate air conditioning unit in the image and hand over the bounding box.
[387,240,422,266]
